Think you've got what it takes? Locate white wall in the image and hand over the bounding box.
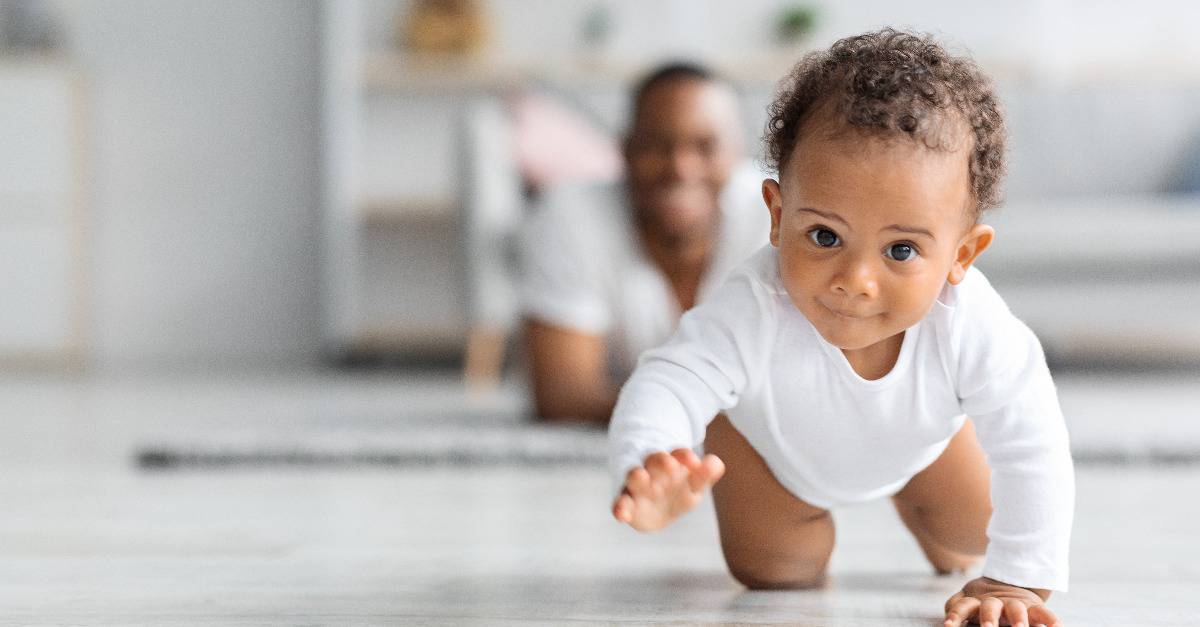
[368,0,1200,81]
[51,1,323,369]
[23,0,1200,369]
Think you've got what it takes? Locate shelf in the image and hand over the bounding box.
[0,54,75,71]
[350,325,469,359]
[358,197,459,228]
[360,51,805,93]
[359,50,1200,94]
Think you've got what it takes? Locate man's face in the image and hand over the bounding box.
[765,130,980,352]
[624,79,743,242]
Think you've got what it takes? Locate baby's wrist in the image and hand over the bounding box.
[980,576,1051,601]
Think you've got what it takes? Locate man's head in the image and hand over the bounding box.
[624,63,744,245]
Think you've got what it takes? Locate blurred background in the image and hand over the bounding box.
[1,2,1198,622]
[3,0,1199,376]
[0,0,1198,457]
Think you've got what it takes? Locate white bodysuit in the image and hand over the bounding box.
[608,245,1074,592]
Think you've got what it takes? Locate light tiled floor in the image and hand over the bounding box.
[0,370,1197,625]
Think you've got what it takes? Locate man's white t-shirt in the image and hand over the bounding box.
[608,245,1075,592]
[519,164,769,380]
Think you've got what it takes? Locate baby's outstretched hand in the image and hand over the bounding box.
[944,576,1059,627]
[611,448,725,532]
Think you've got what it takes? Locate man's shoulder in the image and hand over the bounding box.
[531,180,629,227]
[522,180,632,254]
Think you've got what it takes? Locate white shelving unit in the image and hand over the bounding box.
[320,1,610,365]
[321,1,485,363]
[0,60,87,368]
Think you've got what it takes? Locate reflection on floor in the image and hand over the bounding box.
[0,370,1196,624]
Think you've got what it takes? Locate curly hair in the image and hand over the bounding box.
[764,28,1006,218]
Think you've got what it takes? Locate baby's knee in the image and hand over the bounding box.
[725,554,828,590]
[897,499,989,556]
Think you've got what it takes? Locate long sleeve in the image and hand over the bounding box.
[953,270,1075,592]
[973,368,1074,592]
[607,254,778,497]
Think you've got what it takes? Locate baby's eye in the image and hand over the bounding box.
[807,227,840,248]
[885,242,919,262]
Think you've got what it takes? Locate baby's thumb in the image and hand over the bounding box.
[700,454,725,484]
[611,492,634,523]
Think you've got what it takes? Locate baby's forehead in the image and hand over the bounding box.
[784,131,976,230]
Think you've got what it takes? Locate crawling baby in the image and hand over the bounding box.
[608,28,1072,627]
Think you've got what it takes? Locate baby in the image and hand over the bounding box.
[608,29,1073,627]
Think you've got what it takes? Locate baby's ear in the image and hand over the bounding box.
[762,179,783,247]
[947,223,994,285]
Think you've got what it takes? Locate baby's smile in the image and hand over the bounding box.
[818,299,878,321]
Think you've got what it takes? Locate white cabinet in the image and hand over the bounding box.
[0,62,85,366]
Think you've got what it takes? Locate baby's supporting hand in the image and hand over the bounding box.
[944,576,1059,627]
[611,448,725,532]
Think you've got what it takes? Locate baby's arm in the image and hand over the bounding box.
[607,336,742,533]
[608,263,775,532]
[945,273,1074,623]
[945,361,1073,626]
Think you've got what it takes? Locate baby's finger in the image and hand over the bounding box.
[700,454,725,482]
[612,493,635,523]
[978,597,1003,627]
[1027,604,1061,627]
[625,467,652,499]
[682,453,724,493]
[943,596,980,627]
[670,447,700,470]
[644,452,681,486]
[1003,599,1029,627]
[684,462,710,493]
[638,455,666,495]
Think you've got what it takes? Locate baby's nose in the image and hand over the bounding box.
[831,258,879,298]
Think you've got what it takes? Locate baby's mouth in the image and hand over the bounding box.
[821,302,874,321]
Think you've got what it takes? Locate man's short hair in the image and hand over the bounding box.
[630,62,719,121]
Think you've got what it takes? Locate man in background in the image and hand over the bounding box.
[519,63,768,423]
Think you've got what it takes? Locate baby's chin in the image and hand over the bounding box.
[810,314,903,352]
[816,326,886,351]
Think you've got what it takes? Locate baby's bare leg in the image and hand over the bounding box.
[704,414,834,590]
[892,418,992,574]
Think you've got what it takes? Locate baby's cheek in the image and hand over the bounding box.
[781,279,814,316]
[779,258,815,297]
[893,282,942,323]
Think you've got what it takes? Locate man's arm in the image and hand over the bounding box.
[524,319,619,424]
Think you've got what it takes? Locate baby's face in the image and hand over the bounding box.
[764,131,989,352]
